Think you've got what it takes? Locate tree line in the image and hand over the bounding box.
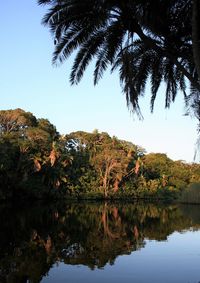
[0,108,199,200]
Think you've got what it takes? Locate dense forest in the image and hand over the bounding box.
[0,109,200,201]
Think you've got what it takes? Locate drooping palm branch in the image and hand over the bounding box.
[38,0,200,122]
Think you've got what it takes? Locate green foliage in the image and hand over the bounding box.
[0,109,199,202]
[0,108,37,134]
[0,109,70,199]
[142,153,173,179]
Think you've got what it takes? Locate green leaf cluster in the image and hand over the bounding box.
[0,109,199,201]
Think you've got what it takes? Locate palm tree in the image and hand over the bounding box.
[38,0,200,122]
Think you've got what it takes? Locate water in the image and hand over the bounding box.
[0,202,200,283]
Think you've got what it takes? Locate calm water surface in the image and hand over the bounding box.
[1,202,200,283]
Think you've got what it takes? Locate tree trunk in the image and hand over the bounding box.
[113,179,119,192]
[103,175,108,198]
[192,0,200,83]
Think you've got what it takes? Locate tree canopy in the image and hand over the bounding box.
[38,0,200,126]
[0,109,199,201]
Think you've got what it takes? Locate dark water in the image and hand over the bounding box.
[1,202,200,283]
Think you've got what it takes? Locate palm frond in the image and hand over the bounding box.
[38,0,200,122]
[38,0,53,5]
[163,58,177,108]
[94,46,109,85]
[52,25,86,64]
[94,19,126,85]
[150,54,163,112]
[70,30,106,84]
[118,50,143,118]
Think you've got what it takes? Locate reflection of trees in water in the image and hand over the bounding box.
[0,202,199,282]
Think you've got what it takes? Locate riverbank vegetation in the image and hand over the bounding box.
[0,109,199,201]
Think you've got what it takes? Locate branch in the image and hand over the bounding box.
[192,0,200,83]
[134,23,200,92]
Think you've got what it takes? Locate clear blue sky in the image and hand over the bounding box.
[0,1,198,162]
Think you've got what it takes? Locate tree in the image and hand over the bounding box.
[0,108,37,134]
[64,131,140,197]
[65,131,99,195]
[0,109,67,198]
[36,137,72,195]
[38,0,200,125]
[142,153,173,180]
[87,132,139,197]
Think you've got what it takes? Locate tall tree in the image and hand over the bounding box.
[38,0,200,124]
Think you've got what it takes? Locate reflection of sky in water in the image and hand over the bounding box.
[42,230,200,283]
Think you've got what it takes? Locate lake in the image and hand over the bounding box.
[0,201,200,283]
